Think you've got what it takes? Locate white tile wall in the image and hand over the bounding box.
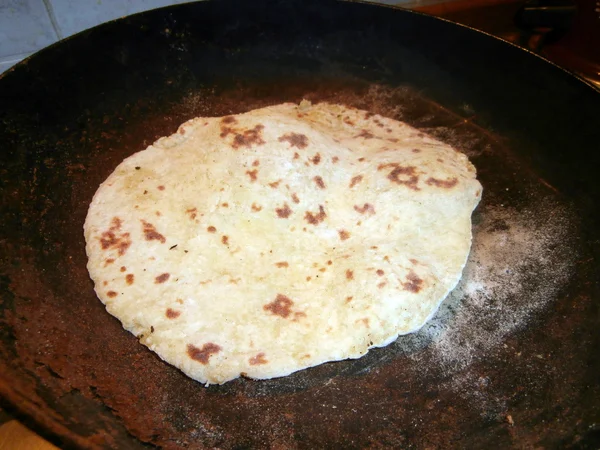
[0,0,424,75]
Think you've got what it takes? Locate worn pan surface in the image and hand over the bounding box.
[1,0,599,448]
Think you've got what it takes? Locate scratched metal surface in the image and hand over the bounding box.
[0,0,599,448]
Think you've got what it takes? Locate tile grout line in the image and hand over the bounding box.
[41,0,64,40]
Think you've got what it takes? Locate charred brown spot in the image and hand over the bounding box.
[187,343,221,364]
[155,273,170,284]
[276,203,293,219]
[304,205,326,225]
[166,308,181,319]
[104,259,115,266]
[306,276,312,281]
[221,235,229,245]
[349,175,363,188]
[269,180,282,189]
[275,261,289,268]
[345,296,353,303]
[126,274,134,285]
[376,269,384,276]
[176,298,184,304]
[354,203,376,215]
[120,266,126,272]
[338,230,351,241]
[319,267,326,273]
[291,193,300,204]
[252,159,260,167]
[142,220,166,244]
[186,207,197,219]
[246,169,258,182]
[232,125,265,149]
[106,291,118,298]
[264,294,294,318]
[311,153,321,165]
[332,156,339,163]
[220,126,233,138]
[357,129,374,139]
[158,185,165,191]
[327,260,332,265]
[251,203,262,212]
[426,177,459,188]
[378,163,420,190]
[402,270,423,293]
[313,176,326,189]
[377,281,387,289]
[412,148,421,153]
[365,112,374,119]
[99,217,132,256]
[221,202,229,208]
[343,117,355,126]
[249,352,268,365]
[346,269,354,280]
[222,116,237,124]
[207,226,216,233]
[278,132,309,149]
[358,157,366,162]
[293,152,300,160]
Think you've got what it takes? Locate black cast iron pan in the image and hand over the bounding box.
[1,0,599,448]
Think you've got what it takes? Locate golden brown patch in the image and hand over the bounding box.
[176,298,184,304]
[426,177,459,189]
[126,274,134,285]
[142,220,166,244]
[311,153,321,165]
[221,235,229,245]
[155,273,170,284]
[187,343,221,364]
[269,179,282,189]
[232,125,265,149]
[222,116,237,124]
[251,203,263,212]
[246,169,258,182]
[158,185,165,191]
[412,148,421,153]
[313,176,326,189]
[99,217,132,256]
[276,203,293,219]
[106,291,118,298]
[291,193,300,204]
[377,281,387,289]
[345,296,353,303]
[275,262,289,268]
[304,205,326,225]
[278,132,309,149]
[378,163,420,191]
[264,294,294,318]
[402,270,423,293]
[207,226,216,233]
[166,308,181,319]
[252,159,260,166]
[104,259,115,266]
[338,230,351,241]
[293,152,300,160]
[346,269,354,280]
[120,266,126,272]
[186,207,197,219]
[349,175,363,188]
[357,130,374,139]
[221,202,229,208]
[332,156,339,163]
[249,352,268,365]
[354,203,376,215]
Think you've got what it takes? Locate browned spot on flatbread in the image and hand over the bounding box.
[269,179,282,189]
[354,203,375,215]
[220,126,233,138]
[291,193,300,204]
[293,152,300,160]
[207,226,216,233]
[246,169,258,182]
[221,235,229,245]
[120,266,126,272]
[365,112,374,119]
[249,352,268,365]
[332,156,339,163]
[126,274,134,285]
[345,296,353,303]
[377,281,387,289]
[186,207,197,219]
[232,124,265,149]
[221,202,229,208]
[349,175,363,188]
[99,217,132,256]
[344,116,355,126]
[402,270,423,293]
[275,261,289,268]
[426,177,459,188]
[412,148,421,153]
[104,259,115,266]
[276,203,292,218]
[106,291,118,298]
[142,220,166,243]
[166,308,181,319]
[346,269,354,280]
[187,343,221,364]
[251,203,262,212]
[357,129,374,139]
[158,185,165,191]
[338,230,351,241]
[304,205,326,225]
[252,159,260,167]
[376,269,384,276]
[222,116,237,124]
[311,153,321,165]
[313,176,326,189]
[155,273,170,284]
[378,163,420,190]
[176,298,184,305]
[264,294,294,318]
[278,132,308,149]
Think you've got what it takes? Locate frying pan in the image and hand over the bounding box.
[1,0,599,448]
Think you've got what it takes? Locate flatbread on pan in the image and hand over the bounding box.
[84,102,482,385]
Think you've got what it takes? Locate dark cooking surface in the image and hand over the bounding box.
[1,0,599,448]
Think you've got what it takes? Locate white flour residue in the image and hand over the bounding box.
[395,197,578,377]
